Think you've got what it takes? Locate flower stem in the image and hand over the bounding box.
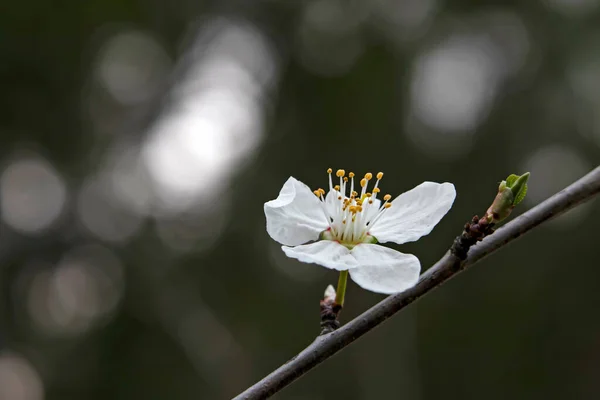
[335,270,349,307]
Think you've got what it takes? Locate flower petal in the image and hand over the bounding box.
[264,177,329,246]
[282,241,360,271]
[369,182,456,245]
[363,198,381,222]
[324,189,339,218]
[349,244,420,294]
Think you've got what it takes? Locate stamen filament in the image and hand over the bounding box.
[320,168,392,245]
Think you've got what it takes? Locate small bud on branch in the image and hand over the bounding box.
[320,284,342,335]
[484,172,530,223]
[451,172,530,260]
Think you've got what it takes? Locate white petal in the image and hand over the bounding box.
[264,177,329,246]
[324,189,339,218]
[349,244,420,294]
[369,182,456,245]
[363,198,381,222]
[282,241,360,271]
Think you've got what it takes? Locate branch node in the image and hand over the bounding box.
[319,299,342,335]
[451,215,495,260]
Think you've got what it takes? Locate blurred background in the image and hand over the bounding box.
[1,0,600,399]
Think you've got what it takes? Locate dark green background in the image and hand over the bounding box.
[1,0,600,399]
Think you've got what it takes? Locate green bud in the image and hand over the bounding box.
[498,180,508,192]
[508,172,529,206]
[485,172,530,223]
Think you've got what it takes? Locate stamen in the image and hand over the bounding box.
[337,169,346,196]
[372,171,384,199]
[366,206,388,229]
[318,168,395,244]
[360,177,369,197]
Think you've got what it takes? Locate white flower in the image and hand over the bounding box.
[264,169,456,294]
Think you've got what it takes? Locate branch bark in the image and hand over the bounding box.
[234,166,600,400]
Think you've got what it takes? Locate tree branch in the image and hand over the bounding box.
[234,166,600,400]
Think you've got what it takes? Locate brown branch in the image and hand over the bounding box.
[233,166,600,400]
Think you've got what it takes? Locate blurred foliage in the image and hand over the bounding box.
[1,0,600,399]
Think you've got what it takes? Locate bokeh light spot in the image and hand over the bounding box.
[0,353,44,400]
[143,18,277,214]
[0,155,66,235]
[410,35,500,133]
[27,244,124,337]
[77,176,143,243]
[295,0,366,76]
[96,29,171,105]
[523,145,592,228]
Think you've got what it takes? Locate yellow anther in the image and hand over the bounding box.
[383,194,392,201]
[336,169,345,177]
[369,200,373,204]
[318,188,325,195]
[357,206,363,212]
[349,206,357,213]
[377,172,384,180]
[364,172,373,180]
[373,188,381,193]
[360,178,367,187]
[313,190,321,197]
[338,196,342,200]
[384,203,392,209]
[334,185,340,191]
[352,191,358,197]
[349,172,355,178]
[365,193,372,197]
[343,177,348,182]
[327,168,333,174]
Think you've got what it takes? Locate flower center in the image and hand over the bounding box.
[313,168,393,247]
